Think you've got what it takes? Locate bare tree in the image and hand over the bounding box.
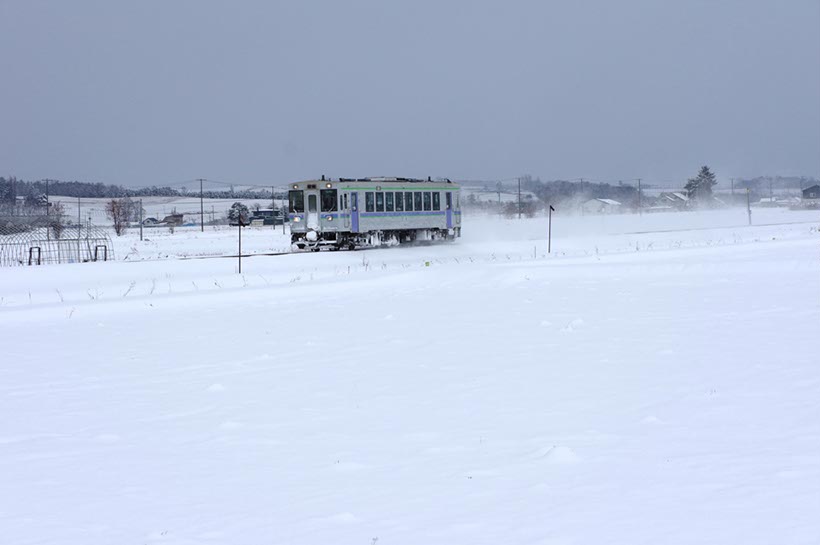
[50,201,66,239]
[121,197,141,222]
[105,198,128,236]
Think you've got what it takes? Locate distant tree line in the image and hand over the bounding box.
[522,178,640,208]
[1,176,279,216]
[0,176,181,202]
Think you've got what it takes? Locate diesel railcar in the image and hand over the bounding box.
[289,177,461,250]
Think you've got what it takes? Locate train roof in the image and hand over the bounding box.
[292,177,457,185]
[337,177,454,183]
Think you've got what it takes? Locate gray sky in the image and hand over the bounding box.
[1,0,818,187]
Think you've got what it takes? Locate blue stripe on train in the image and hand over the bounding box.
[360,211,446,218]
[291,211,457,219]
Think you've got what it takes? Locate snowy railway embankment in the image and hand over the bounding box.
[1,209,818,311]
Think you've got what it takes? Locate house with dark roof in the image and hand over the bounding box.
[802,185,820,200]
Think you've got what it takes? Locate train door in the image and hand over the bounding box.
[446,192,453,228]
[351,192,360,232]
[342,192,350,228]
[306,192,319,229]
[455,192,461,226]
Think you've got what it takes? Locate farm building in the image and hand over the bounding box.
[582,198,623,214]
[658,192,690,210]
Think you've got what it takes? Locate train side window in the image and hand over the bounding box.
[288,190,304,213]
[446,192,452,209]
[405,192,413,211]
[386,192,394,212]
[423,192,432,211]
[395,192,404,211]
[343,193,348,210]
[414,192,422,211]
[365,192,375,212]
[433,192,441,211]
[320,189,338,212]
[376,192,385,212]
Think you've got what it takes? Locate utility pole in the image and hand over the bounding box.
[731,177,735,196]
[746,188,752,226]
[517,177,521,219]
[198,178,205,232]
[278,187,286,235]
[238,219,243,274]
[637,178,642,216]
[579,178,585,216]
[42,178,52,241]
[139,199,144,241]
[77,197,82,262]
[272,185,279,234]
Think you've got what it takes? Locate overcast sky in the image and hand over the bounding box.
[1,0,818,187]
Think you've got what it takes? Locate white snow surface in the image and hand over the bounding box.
[1,208,819,544]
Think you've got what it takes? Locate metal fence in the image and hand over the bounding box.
[0,216,114,267]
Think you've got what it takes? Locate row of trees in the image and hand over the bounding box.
[1,176,282,207]
[523,178,642,208]
[0,177,155,201]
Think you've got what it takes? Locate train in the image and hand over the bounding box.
[288,176,461,251]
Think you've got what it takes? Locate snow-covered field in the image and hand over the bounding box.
[1,208,818,544]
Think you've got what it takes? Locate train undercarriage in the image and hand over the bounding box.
[291,228,460,251]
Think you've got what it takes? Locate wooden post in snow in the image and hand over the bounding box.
[548,205,555,253]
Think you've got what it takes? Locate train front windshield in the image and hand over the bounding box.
[289,190,304,213]
[320,189,338,212]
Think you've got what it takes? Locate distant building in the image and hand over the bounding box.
[803,185,820,200]
[250,209,286,226]
[462,188,537,205]
[763,196,798,207]
[658,192,690,210]
[161,213,184,226]
[582,198,622,214]
[645,205,675,213]
[800,185,820,208]
[756,197,779,208]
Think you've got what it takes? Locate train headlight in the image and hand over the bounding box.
[326,215,333,221]
[293,216,301,222]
